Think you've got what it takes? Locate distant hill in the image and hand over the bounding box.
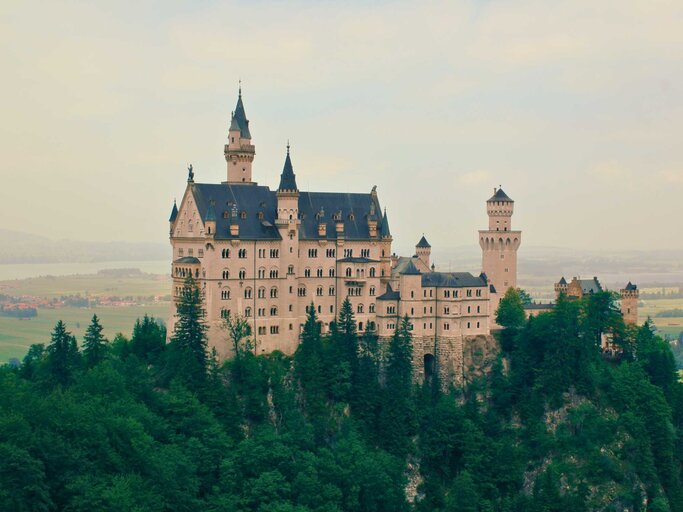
[0,229,168,264]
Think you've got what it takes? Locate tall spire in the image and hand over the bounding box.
[380,208,391,238]
[232,83,251,139]
[278,143,298,192]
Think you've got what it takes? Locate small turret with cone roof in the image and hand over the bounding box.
[278,142,298,193]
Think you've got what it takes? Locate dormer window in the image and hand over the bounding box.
[240,210,247,219]
[257,211,264,220]
[348,212,355,221]
[223,211,230,219]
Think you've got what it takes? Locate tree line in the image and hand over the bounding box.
[1,276,682,511]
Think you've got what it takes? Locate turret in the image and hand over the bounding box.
[620,282,639,325]
[169,200,178,234]
[554,276,568,298]
[367,201,378,238]
[416,235,431,268]
[224,85,256,184]
[317,207,326,237]
[275,144,300,234]
[229,203,239,237]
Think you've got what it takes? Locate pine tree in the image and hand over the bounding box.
[130,315,166,363]
[378,315,416,456]
[46,320,79,386]
[83,314,107,368]
[294,304,326,422]
[167,274,208,388]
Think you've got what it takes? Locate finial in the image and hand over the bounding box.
[238,79,242,96]
[187,164,194,182]
[286,140,290,154]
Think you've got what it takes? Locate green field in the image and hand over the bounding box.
[0,272,170,298]
[639,298,683,339]
[0,304,171,362]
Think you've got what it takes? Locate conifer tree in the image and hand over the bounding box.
[294,304,326,422]
[378,315,416,456]
[46,320,79,386]
[167,274,208,387]
[130,315,166,363]
[82,314,107,368]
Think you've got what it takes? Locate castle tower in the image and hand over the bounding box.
[478,187,521,320]
[224,86,255,184]
[620,282,639,325]
[554,276,568,298]
[416,235,431,269]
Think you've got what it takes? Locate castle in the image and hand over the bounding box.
[168,89,521,383]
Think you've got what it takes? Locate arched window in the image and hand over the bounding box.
[317,286,323,296]
[288,265,294,274]
[245,287,252,299]
[346,267,352,277]
[369,286,376,296]
[270,287,278,298]
[258,267,266,279]
[317,268,323,277]
[329,268,335,277]
[357,304,364,313]
[258,287,266,298]
[222,248,230,258]
[304,268,311,277]
[369,267,376,277]
[369,303,375,313]
[270,306,278,316]
[239,269,246,280]
[221,289,231,300]
[245,307,252,317]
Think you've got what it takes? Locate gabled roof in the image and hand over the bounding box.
[169,200,178,222]
[624,282,637,291]
[421,272,487,288]
[278,148,298,191]
[558,276,567,285]
[377,283,400,300]
[577,277,602,294]
[416,235,431,248]
[400,260,422,275]
[232,89,251,139]
[487,187,513,202]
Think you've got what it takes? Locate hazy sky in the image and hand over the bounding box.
[1,0,682,256]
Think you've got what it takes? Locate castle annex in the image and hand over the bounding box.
[168,90,520,383]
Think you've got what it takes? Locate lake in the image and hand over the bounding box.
[0,260,169,280]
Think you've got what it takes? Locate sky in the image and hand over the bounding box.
[1,0,682,256]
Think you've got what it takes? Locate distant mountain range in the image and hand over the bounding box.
[0,229,169,264]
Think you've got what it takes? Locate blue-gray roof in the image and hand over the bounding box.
[169,201,178,222]
[233,92,251,139]
[488,187,513,202]
[205,200,216,222]
[377,284,400,300]
[578,277,602,294]
[416,235,431,248]
[379,209,391,238]
[190,183,385,241]
[624,281,637,291]
[400,260,421,275]
[174,256,201,264]
[558,276,567,285]
[338,257,380,263]
[278,150,298,191]
[421,272,487,288]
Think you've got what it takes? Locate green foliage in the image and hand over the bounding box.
[165,275,208,389]
[83,314,108,368]
[3,290,683,511]
[496,288,526,330]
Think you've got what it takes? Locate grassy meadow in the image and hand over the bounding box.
[0,303,171,362]
[639,297,683,339]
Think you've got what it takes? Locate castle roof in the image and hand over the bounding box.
[169,200,178,222]
[338,257,380,264]
[416,235,431,248]
[278,147,298,191]
[232,89,251,139]
[380,209,391,238]
[576,277,602,295]
[421,272,488,288]
[399,260,422,275]
[558,276,567,285]
[189,183,383,241]
[377,283,400,300]
[174,256,200,264]
[205,200,216,222]
[487,187,513,202]
[624,282,637,291]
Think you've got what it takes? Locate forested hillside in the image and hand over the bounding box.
[1,277,682,511]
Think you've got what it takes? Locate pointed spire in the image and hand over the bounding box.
[232,84,251,139]
[169,199,178,222]
[229,111,240,132]
[278,143,298,192]
[380,208,391,238]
